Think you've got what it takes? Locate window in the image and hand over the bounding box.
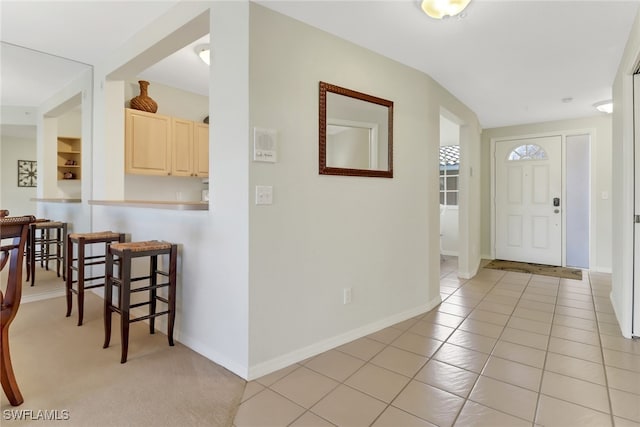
[439,145,459,206]
[507,144,548,161]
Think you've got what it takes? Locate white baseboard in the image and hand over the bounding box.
[246,296,442,381]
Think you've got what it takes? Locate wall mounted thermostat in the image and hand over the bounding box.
[253,127,278,163]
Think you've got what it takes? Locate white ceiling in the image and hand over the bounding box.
[1,0,639,131]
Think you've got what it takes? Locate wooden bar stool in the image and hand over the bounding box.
[103,240,177,363]
[66,231,126,326]
[24,218,49,283]
[28,220,67,286]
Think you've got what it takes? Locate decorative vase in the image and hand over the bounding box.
[129,80,158,113]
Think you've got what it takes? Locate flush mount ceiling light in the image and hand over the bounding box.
[195,44,210,65]
[593,100,613,114]
[421,0,472,19]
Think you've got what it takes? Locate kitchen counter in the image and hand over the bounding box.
[88,200,208,211]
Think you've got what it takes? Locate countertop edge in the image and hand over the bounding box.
[88,200,209,211]
[31,198,82,203]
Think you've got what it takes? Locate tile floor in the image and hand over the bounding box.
[233,257,640,426]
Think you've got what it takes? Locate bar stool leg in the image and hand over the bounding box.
[149,255,158,335]
[103,247,114,350]
[77,238,86,326]
[120,252,131,364]
[65,234,73,317]
[167,245,177,347]
[29,226,36,287]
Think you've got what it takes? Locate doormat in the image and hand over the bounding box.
[484,259,583,280]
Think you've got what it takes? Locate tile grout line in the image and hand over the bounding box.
[588,272,616,427]
[444,269,537,426]
[532,274,561,427]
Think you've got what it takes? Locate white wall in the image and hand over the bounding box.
[72,1,482,380]
[612,8,640,338]
[247,4,480,376]
[481,115,613,273]
[0,135,37,215]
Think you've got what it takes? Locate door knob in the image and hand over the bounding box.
[554,209,560,213]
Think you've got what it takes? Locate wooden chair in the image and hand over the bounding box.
[1,215,35,406]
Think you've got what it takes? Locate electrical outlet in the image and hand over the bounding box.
[343,287,352,304]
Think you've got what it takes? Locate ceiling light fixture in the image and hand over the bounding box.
[195,45,210,65]
[421,0,471,19]
[593,100,613,114]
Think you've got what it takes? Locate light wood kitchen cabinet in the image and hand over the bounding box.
[125,108,208,177]
[125,108,171,175]
[171,117,194,176]
[193,123,209,178]
[57,137,81,180]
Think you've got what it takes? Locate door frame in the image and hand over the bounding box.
[491,129,596,268]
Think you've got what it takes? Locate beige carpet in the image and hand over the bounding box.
[484,259,583,280]
[1,291,246,426]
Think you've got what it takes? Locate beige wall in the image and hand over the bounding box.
[247,4,480,376]
[481,115,613,272]
[0,135,37,216]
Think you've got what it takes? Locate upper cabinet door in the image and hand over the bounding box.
[193,123,209,178]
[171,118,194,176]
[125,108,172,175]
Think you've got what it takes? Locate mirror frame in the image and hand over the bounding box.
[319,81,393,178]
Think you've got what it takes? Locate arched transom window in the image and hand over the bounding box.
[507,144,548,161]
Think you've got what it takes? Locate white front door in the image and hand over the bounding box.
[495,136,562,265]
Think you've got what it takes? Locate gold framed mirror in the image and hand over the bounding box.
[319,81,393,178]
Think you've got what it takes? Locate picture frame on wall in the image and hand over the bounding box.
[17,160,37,187]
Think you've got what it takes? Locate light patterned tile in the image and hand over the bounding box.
[507,316,552,335]
[290,411,336,427]
[467,309,510,326]
[391,331,443,357]
[414,359,479,398]
[600,334,640,355]
[491,340,546,369]
[481,356,542,391]
[372,406,437,427]
[446,329,497,354]
[610,389,640,422]
[606,366,640,394]
[469,376,538,421]
[500,327,549,350]
[367,326,404,344]
[433,343,490,373]
[603,348,640,373]
[551,324,600,346]
[548,337,602,363]
[409,320,455,341]
[335,337,386,361]
[311,385,386,427]
[544,352,606,385]
[304,349,365,382]
[270,366,339,409]
[345,363,410,403]
[458,318,504,339]
[234,389,305,427]
[455,400,530,427]
[535,395,612,427]
[540,371,610,414]
[370,345,428,378]
[392,380,465,427]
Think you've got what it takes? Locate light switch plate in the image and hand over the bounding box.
[256,185,273,205]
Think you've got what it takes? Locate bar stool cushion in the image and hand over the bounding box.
[110,241,172,253]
